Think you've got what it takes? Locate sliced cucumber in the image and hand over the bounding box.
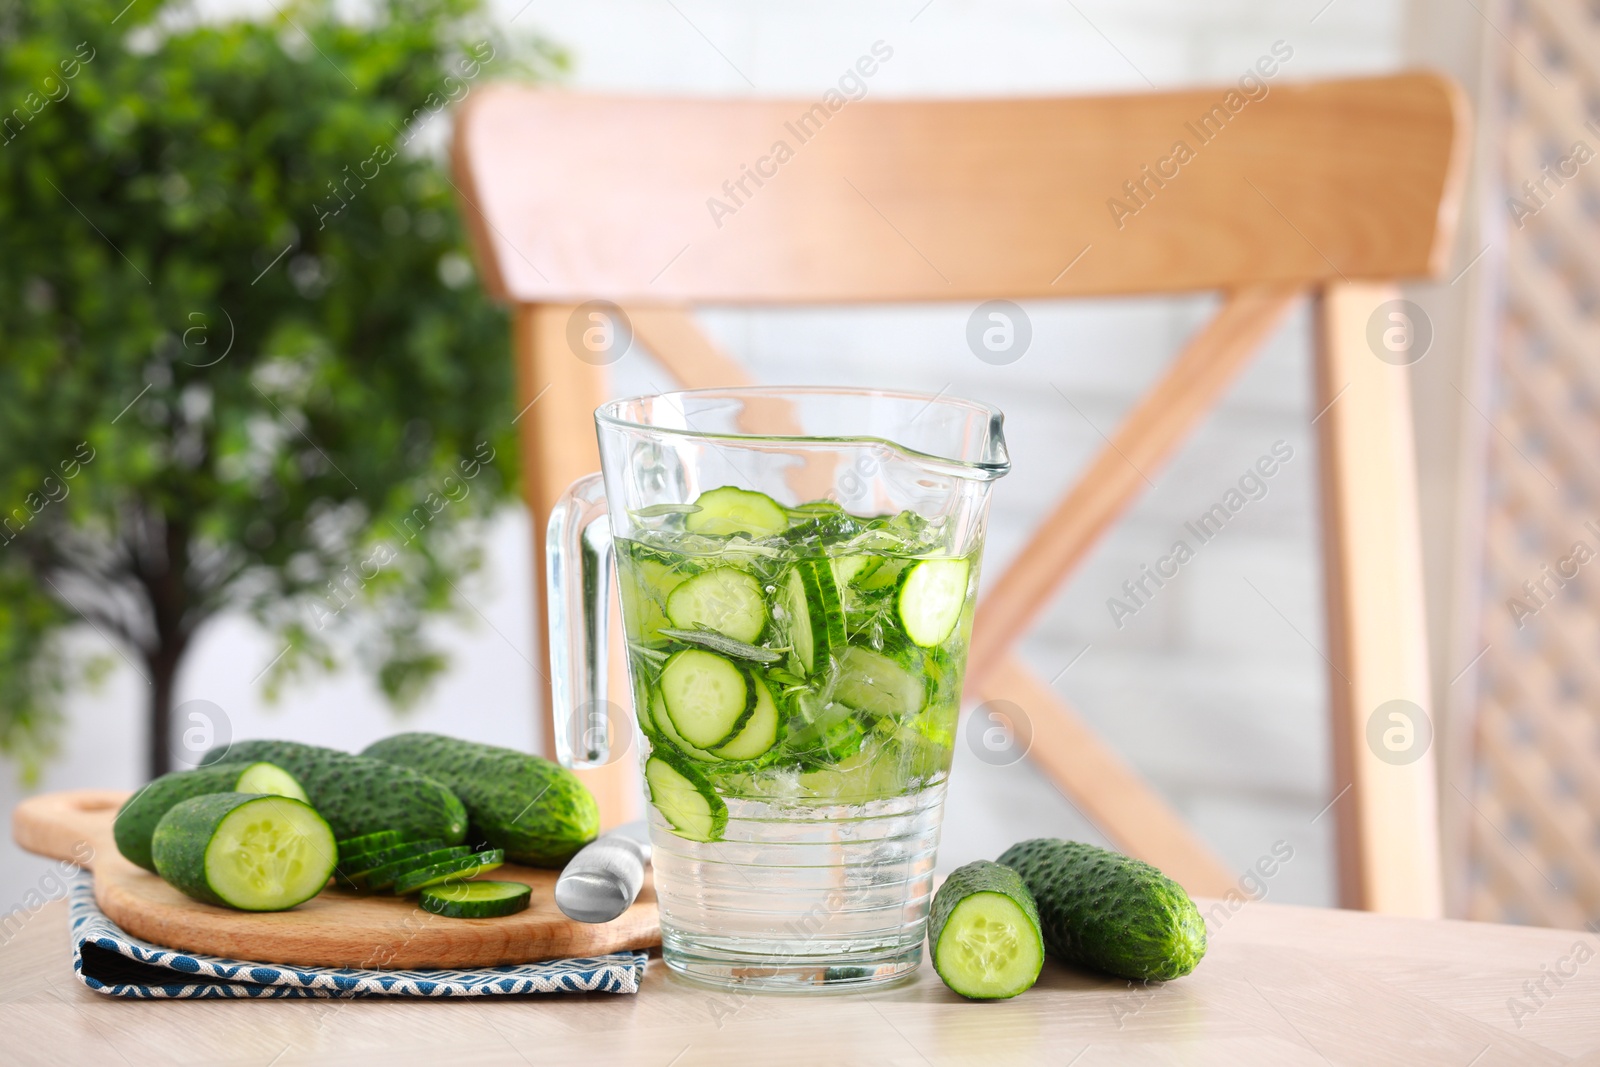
[660,649,755,750]
[334,838,448,889]
[394,849,506,895]
[647,687,722,762]
[665,567,767,643]
[782,560,844,677]
[711,673,781,761]
[419,879,532,918]
[645,752,728,843]
[787,697,867,765]
[336,830,404,858]
[363,846,473,891]
[151,793,336,912]
[114,761,310,873]
[659,628,784,664]
[929,860,1045,1000]
[236,762,310,803]
[832,554,882,587]
[833,646,925,720]
[620,554,688,646]
[897,558,970,647]
[856,557,909,592]
[684,486,789,538]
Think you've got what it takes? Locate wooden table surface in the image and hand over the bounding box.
[3,897,1597,1066]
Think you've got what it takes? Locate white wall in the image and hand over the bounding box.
[2,0,1409,915]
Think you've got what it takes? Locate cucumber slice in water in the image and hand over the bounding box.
[665,567,767,643]
[620,555,687,646]
[394,849,506,894]
[647,687,722,762]
[929,860,1045,1000]
[684,486,789,538]
[833,646,925,720]
[711,674,781,761]
[897,558,971,647]
[660,649,755,750]
[419,879,532,918]
[151,793,336,912]
[645,753,728,843]
[783,560,844,677]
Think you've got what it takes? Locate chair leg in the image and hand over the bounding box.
[515,304,639,828]
[1314,283,1442,916]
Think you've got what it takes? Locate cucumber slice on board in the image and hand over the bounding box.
[334,838,448,890]
[666,567,767,643]
[897,558,971,647]
[151,793,336,912]
[684,487,789,538]
[782,560,844,677]
[711,674,781,761]
[363,846,474,891]
[114,762,309,873]
[929,860,1045,1000]
[833,646,925,720]
[419,880,532,918]
[660,649,755,750]
[336,830,403,858]
[394,849,506,895]
[645,753,728,843]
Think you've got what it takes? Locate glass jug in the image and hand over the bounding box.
[548,386,1009,989]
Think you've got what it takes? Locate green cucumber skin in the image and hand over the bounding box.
[929,860,1044,999]
[361,733,599,868]
[205,740,467,847]
[114,763,289,873]
[997,839,1207,981]
[150,792,333,910]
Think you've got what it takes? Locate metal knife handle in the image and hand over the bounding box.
[555,821,650,923]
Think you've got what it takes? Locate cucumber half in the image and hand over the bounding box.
[684,486,789,538]
[897,558,970,647]
[645,752,728,843]
[666,567,767,644]
[151,793,336,912]
[394,849,506,895]
[660,649,755,750]
[114,761,309,873]
[419,880,532,918]
[930,860,1045,1000]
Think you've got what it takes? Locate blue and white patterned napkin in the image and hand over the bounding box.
[67,874,648,999]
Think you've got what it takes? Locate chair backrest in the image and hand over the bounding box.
[453,73,1470,916]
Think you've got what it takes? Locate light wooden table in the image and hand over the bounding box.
[2,897,1597,1066]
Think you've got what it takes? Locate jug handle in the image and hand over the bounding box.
[546,471,614,769]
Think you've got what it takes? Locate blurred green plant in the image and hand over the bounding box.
[0,0,560,781]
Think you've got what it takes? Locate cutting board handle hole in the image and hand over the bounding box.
[74,797,119,812]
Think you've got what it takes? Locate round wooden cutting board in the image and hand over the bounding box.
[11,789,660,969]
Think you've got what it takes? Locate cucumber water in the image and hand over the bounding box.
[618,488,979,839]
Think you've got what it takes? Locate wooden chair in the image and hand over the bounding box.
[451,74,1470,915]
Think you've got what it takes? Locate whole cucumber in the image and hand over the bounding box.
[204,739,467,846]
[113,761,306,872]
[997,838,1207,981]
[362,733,599,867]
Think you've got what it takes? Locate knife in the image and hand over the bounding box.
[554,820,650,923]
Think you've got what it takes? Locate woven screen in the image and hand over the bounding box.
[1465,0,1600,928]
